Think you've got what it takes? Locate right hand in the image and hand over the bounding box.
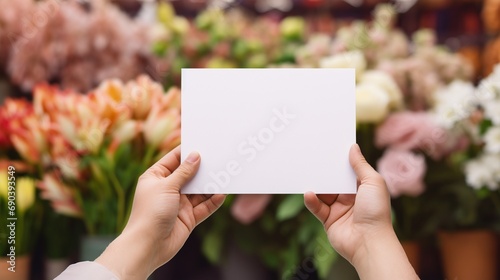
[304,144,418,279]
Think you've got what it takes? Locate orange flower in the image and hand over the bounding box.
[122,75,164,120]
[37,172,82,217]
[54,97,110,154]
[91,80,131,128]
[159,128,181,153]
[33,84,60,118]
[161,87,181,111]
[0,98,32,148]
[143,108,180,148]
[9,114,49,164]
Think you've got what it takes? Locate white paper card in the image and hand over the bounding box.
[181,68,356,194]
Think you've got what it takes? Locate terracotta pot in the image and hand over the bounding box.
[45,258,71,280]
[0,255,31,280]
[438,230,498,280]
[401,240,421,275]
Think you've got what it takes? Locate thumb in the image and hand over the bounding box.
[165,152,201,192]
[349,144,384,185]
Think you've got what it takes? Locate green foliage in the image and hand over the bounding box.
[392,156,500,241]
[313,231,338,279]
[197,195,339,279]
[479,119,493,136]
[42,204,83,259]
[202,228,224,264]
[276,194,304,221]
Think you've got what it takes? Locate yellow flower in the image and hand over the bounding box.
[16,177,35,213]
[0,171,7,200]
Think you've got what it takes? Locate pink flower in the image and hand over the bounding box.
[375,112,454,160]
[377,149,426,198]
[231,194,273,224]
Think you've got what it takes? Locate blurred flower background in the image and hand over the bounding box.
[1,0,499,280]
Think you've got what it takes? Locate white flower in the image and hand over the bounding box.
[465,157,498,190]
[319,50,366,81]
[475,78,499,104]
[484,126,500,154]
[432,80,475,129]
[360,70,403,109]
[355,83,390,124]
[483,100,500,126]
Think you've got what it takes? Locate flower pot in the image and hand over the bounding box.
[401,240,421,275]
[79,235,115,261]
[45,258,71,280]
[0,255,31,280]
[438,230,498,280]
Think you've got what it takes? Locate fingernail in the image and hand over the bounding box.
[185,152,200,163]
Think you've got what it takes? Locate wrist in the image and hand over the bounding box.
[351,226,418,280]
[95,226,157,280]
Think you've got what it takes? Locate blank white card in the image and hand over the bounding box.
[181,68,356,194]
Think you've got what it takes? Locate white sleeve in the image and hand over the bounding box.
[54,261,120,280]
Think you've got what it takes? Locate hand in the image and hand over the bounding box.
[96,146,226,280]
[304,144,418,280]
[231,194,273,224]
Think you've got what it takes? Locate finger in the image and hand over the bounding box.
[188,194,213,207]
[349,144,384,185]
[193,194,227,225]
[145,146,181,178]
[304,192,332,225]
[317,194,339,205]
[164,151,201,192]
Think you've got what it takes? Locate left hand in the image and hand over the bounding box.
[96,146,226,279]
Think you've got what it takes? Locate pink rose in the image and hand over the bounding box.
[231,194,272,225]
[377,149,426,198]
[376,112,453,160]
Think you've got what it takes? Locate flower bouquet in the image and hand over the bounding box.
[0,75,181,262]
[32,75,181,236]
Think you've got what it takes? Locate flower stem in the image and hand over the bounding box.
[110,172,125,234]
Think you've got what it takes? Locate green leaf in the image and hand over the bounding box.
[476,187,492,199]
[298,214,321,245]
[276,194,304,221]
[280,239,300,276]
[202,230,223,264]
[479,119,493,136]
[313,231,338,278]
